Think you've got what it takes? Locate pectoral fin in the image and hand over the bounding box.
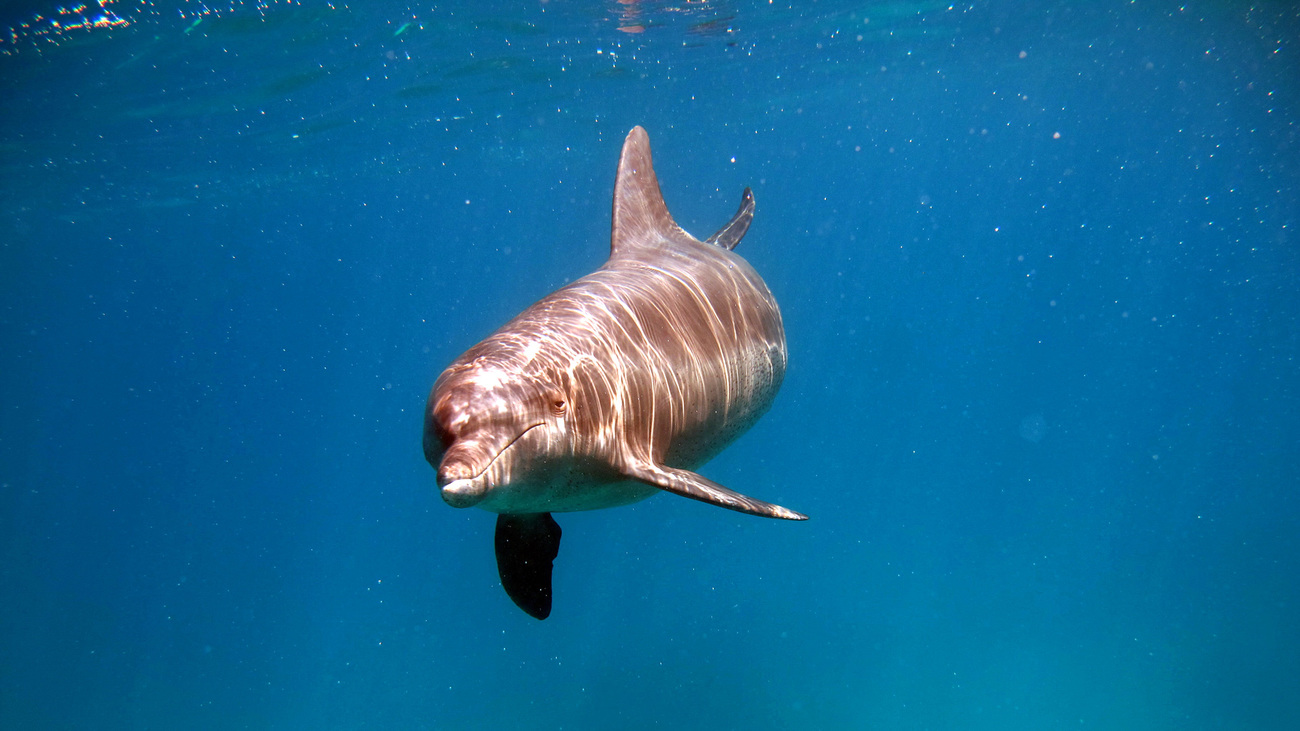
[704,187,755,251]
[494,512,562,620]
[623,460,807,521]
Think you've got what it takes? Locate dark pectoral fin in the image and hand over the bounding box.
[494,513,562,620]
[704,187,755,251]
[624,460,807,521]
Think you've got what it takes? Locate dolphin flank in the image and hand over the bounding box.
[423,126,805,620]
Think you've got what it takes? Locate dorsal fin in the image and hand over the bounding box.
[610,126,699,257]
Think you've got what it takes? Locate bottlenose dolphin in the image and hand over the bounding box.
[423,126,805,619]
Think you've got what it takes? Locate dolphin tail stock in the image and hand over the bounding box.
[622,459,807,521]
[495,512,563,620]
[704,187,755,251]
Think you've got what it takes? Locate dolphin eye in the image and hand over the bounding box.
[550,398,567,416]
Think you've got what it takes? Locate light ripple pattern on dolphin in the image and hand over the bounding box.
[423,126,805,619]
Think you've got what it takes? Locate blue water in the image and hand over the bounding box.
[2,1,1296,728]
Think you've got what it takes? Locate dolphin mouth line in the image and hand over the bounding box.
[453,421,545,483]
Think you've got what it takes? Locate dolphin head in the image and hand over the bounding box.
[423,362,569,509]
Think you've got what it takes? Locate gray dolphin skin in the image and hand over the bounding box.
[423,126,806,619]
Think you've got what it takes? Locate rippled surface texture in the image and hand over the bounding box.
[2,1,1297,728]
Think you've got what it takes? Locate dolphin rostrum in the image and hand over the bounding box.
[423,126,805,619]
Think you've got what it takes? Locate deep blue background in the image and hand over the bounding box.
[2,1,1297,728]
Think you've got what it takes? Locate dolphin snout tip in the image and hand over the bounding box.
[440,478,486,508]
